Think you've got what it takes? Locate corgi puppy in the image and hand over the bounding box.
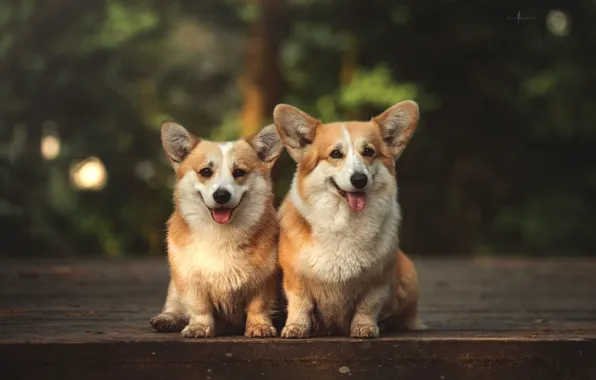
[150,122,283,338]
[274,101,425,338]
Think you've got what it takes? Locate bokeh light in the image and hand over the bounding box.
[546,10,570,36]
[70,157,108,191]
[41,135,61,160]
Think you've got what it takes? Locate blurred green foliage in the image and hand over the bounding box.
[1,0,595,256]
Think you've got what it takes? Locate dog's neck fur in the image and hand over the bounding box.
[167,188,278,293]
[286,172,401,284]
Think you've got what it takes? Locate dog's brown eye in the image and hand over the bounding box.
[329,149,343,159]
[363,147,375,157]
[233,168,246,178]
[198,168,212,178]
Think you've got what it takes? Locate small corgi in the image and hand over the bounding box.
[274,101,425,338]
[150,121,283,338]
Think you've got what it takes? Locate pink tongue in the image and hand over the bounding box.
[212,208,232,224]
[346,192,366,211]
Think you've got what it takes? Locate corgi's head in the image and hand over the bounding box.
[161,122,283,227]
[274,101,418,222]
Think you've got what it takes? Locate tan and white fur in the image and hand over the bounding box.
[150,122,283,338]
[274,101,425,339]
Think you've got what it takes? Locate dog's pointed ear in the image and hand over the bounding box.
[248,124,283,169]
[273,104,320,162]
[372,100,419,160]
[161,121,199,169]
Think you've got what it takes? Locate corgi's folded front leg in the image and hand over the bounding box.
[245,275,278,338]
[350,283,392,339]
[281,286,314,339]
[180,293,215,338]
[150,280,189,333]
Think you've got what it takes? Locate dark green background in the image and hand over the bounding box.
[1,0,594,257]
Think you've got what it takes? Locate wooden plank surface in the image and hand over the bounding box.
[0,257,595,379]
[1,257,595,343]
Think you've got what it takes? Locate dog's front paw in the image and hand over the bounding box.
[281,323,310,339]
[350,323,380,339]
[181,323,215,338]
[245,324,277,338]
[150,312,187,333]
[350,324,379,338]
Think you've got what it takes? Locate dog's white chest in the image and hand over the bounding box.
[171,239,254,293]
[300,238,373,283]
[297,226,396,284]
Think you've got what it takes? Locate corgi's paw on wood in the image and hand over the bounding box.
[150,312,187,333]
[245,323,277,338]
[181,323,215,338]
[280,323,310,339]
[350,323,380,339]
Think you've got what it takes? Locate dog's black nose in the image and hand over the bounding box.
[213,189,231,205]
[350,172,368,189]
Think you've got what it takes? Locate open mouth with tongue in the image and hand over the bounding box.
[330,178,367,212]
[205,192,246,224]
[211,207,234,224]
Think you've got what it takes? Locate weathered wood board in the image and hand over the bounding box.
[1,257,595,379]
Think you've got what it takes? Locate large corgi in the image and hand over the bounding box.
[150,122,283,338]
[274,101,425,338]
